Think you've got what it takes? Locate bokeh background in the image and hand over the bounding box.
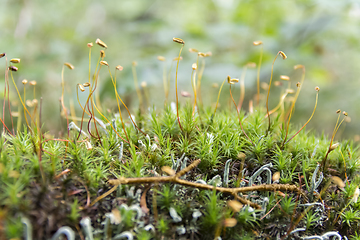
[1,0,360,139]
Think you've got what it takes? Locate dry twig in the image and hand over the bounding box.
[107,159,303,210]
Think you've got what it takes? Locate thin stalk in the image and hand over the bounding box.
[339,150,349,185]
[95,50,104,112]
[213,79,226,117]
[113,68,130,141]
[229,84,254,146]
[266,53,280,132]
[89,73,102,143]
[283,89,319,146]
[23,84,30,130]
[191,68,197,116]
[80,82,130,142]
[0,63,11,134]
[283,66,305,143]
[196,57,205,106]
[5,63,15,134]
[321,112,347,171]
[77,55,101,140]
[266,92,290,117]
[38,98,45,184]
[9,71,35,127]
[175,44,184,132]
[95,77,103,113]
[237,66,247,111]
[266,51,287,133]
[110,67,146,136]
[109,67,130,142]
[61,65,70,137]
[256,45,263,106]
[2,56,6,134]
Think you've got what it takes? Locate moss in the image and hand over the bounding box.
[0,38,359,239]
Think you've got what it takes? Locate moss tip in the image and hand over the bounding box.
[8,66,18,72]
[279,51,287,59]
[64,62,74,70]
[157,56,166,61]
[116,65,123,71]
[95,38,108,48]
[280,75,290,81]
[253,41,263,46]
[100,60,108,66]
[10,58,21,63]
[173,37,185,44]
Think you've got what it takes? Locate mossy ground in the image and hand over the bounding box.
[1,41,360,240]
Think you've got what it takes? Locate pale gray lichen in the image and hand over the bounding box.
[51,226,75,240]
[223,159,232,187]
[249,163,273,187]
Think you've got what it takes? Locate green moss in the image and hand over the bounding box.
[1,39,359,239]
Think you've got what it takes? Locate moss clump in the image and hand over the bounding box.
[0,39,359,239]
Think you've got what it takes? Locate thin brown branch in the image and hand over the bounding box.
[107,159,302,210]
[232,193,261,209]
[176,159,201,177]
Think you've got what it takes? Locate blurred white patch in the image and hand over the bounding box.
[353,186,359,203]
[349,3,360,18]
[171,102,177,115]
[212,0,235,9]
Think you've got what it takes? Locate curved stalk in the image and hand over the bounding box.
[256,45,263,106]
[229,84,254,146]
[174,41,184,131]
[283,65,305,143]
[284,88,319,145]
[266,51,286,133]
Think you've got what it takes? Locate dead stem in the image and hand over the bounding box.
[88,185,118,208]
[108,159,302,210]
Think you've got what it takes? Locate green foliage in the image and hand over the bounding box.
[304,209,321,230]
[351,232,360,240]
[279,195,296,217]
[202,190,223,229]
[341,208,360,228]
[236,206,259,228]
[1,30,360,239]
[157,184,176,210]
[157,216,169,235]
[68,199,81,223]
[5,216,23,239]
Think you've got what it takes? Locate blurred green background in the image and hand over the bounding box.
[1,0,359,140]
